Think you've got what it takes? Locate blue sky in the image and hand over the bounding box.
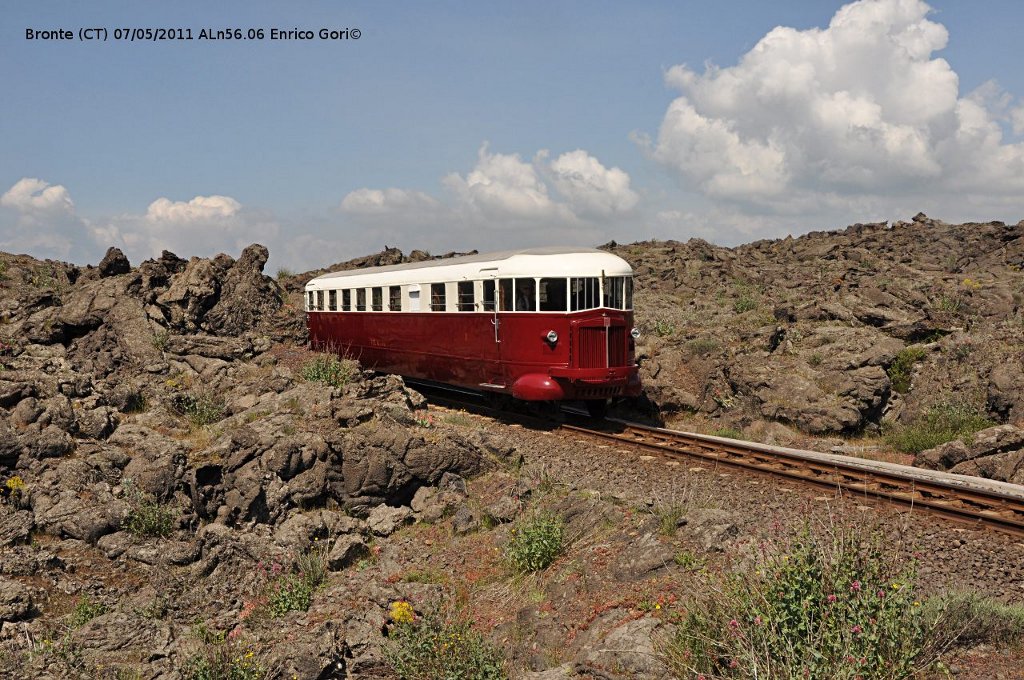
[3,0,1024,270]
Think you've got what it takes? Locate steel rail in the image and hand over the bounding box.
[563,420,1024,539]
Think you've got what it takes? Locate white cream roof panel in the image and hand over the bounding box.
[305,248,632,291]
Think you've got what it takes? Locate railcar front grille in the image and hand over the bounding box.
[577,326,628,368]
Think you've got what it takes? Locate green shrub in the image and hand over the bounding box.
[922,591,1024,647]
[687,337,721,356]
[172,392,226,427]
[663,528,938,679]
[887,346,927,393]
[884,403,994,454]
[123,487,175,538]
[384,612,506,680]
[655,503,686,536]
[733,295,758,313]
[151,331,170,351]
[653,318,676,337]
[711,427,745,440]
[70,595,108,628]
[275,267,294,280]
[265,545,328,617]
[505,512,565,573]
[265,574,315,617]
[302,353,356,388]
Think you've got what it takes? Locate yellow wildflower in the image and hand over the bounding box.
[389,600,415,625]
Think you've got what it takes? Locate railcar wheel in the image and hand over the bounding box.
[585,399,608,420]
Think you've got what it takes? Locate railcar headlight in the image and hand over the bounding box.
[630,327,641,339]
[545,330,558,343]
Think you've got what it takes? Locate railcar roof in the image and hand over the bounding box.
[306,247,632,290]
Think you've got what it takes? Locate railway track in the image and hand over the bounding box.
[565,419,1024,539]
[414,384,1024,539]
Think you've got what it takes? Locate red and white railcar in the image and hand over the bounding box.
[304,247,641,414]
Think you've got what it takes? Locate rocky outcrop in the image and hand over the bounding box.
[614,216,1024,434]
[916,424,1024,484]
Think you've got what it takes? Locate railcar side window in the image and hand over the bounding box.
[624,277,633,310]
[604,277,624,310]
[328,290,337,311]
[371,287,383,311]
[482,280,496,311]
[306,291,314,311]
[342,289,351,311]
[389,286,402,312]
[356,289,367,311]
[457,281,474,311]
[539,278,567,311]
[570,277,600,311]
[430,283,446,311]
[316,290,325,311]
[514,278,536,311]
[498,279,513,312]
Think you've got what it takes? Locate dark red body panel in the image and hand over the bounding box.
[307,309,640,401]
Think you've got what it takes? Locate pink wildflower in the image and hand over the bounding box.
[729,659,739,669]
[850,580,862,592]
[754,615,763,626]
[827,594,837,603]
[851,624,863,634]
[728,619,740,629]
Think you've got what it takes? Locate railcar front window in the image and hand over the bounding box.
[328,290,337,311]
[570,277,600,311]
[430,283,446,311]
[389,286,402,311]
[482,280,496,311]
[306,291,314,311]
[342,289,351,311]
[539,278,567,312]
[514,278,536,311]
[604,277,624,310]
[316,290,325,311]
[371,287,383,311]
[356,289,366,311]
[457,281,475,311]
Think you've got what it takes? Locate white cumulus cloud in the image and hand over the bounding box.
[645,0,1024,215]
[340,188,441,214]
[93,194,278,264]
[443,144,568,220]
[335,143,639,256]
[546,150,639,215]
[145,195,241,223]
[1,178,74,214]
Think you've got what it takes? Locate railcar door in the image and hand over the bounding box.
[479,271,506,389]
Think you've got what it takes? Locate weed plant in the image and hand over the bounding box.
[505,512,565,573]
[70,596,108,628]
[123,483,175,538]
[301,353,356,388]
[181,642,263,680]
[384,610,506,680]
[264,545,329,617]
[663,527,941,679]
[172,392,226,428]
[887,346,927,393]
[884,403,994,454]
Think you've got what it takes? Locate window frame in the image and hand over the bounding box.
[430,283,447,312]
